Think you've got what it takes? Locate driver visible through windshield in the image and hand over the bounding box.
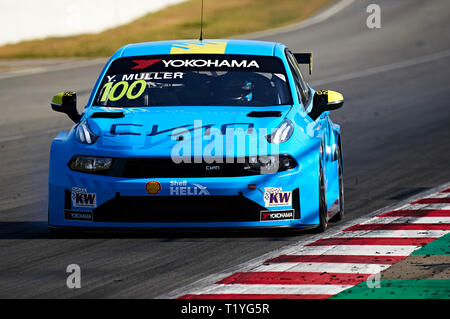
[94,54,292,107]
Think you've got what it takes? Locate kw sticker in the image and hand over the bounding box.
[71,187,97,208]
[263,187,292,207]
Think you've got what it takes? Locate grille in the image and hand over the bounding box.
[86,155,297,178]
[93,194,267,223]
[64,188,301,223]
[121,158,258,178]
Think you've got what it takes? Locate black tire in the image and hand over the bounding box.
[330,144,344,222]
[314,161,328,233]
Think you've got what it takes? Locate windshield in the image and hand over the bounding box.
[94,54,292,107]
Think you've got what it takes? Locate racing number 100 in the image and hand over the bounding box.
[100,80,146,102]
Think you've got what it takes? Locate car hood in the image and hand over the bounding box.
[83,105,291,157]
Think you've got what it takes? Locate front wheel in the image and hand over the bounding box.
[314,161,328,233]
[330,144,344,222]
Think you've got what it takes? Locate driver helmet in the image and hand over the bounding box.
[223,78,255,102]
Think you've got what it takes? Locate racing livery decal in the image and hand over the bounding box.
[71,187,97,208]
[131,59,162,70]
[160,59,259,68]
[146,181,161,195]
[64,210,93,221]
[129,58,259,69]
[169,181,210,196]
[263,187,292,207]
[170,40,228,54]
[102,54,284,76]
[260,209,295,221]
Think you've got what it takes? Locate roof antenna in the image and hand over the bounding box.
[199,0,204,41]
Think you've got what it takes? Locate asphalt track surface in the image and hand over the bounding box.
[0,0,449,298]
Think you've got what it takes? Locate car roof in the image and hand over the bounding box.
[117,39,285,58]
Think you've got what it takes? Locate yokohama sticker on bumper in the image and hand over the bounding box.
[260,209,295,221]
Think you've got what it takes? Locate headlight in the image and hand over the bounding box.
[266,118,294,144]
[244,154,297,174]
[75,120,98,144]
[69,156,112,173]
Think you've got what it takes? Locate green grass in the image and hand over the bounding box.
[412,233,450,255]
[0,0,334,59]
[331,280,450,299]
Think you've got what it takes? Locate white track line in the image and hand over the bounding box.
[187,284,353,296]
[252,262,390,274]
[404,204,450,210]
[337,230,450,238]
[423,192,450,198]
[312,49,450,86]
[239,0,355,39]
[0,58,107,80]
[374,217,450,224]
[284,245,420,256]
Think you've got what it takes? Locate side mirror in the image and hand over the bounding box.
[51,91,81,123]
[309,90,344,120]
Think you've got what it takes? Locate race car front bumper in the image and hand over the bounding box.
[49,172,321,229]
[49,165,323,229]
[48,135,323,229]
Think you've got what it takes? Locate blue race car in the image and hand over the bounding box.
[48,39,344,232]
